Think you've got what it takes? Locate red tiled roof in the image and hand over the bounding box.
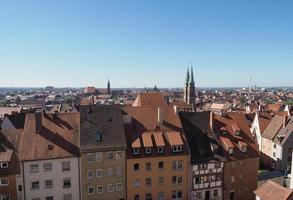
[254,180,293,200]
[164,131,183,146]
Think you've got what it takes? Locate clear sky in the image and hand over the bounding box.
[0,0,292,88]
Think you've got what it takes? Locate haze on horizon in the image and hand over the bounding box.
[0,0,292,88]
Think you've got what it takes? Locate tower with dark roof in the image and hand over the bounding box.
[107,79,111,95]
[184,66,196,104]
[184,67,189,102]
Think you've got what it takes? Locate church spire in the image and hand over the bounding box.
[190,65,195,85]
[107,79,111,95]
[185,67,190,85]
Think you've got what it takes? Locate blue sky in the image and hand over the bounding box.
[0,0,292,88]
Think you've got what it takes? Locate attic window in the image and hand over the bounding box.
[52,113,58,120]
[235,130,241,136]
[228,148,234,154]
[0,162,8,169]
[95,132,102,142]
[133,148,140,155]
[48,144,53,150]
[172,145,182,153]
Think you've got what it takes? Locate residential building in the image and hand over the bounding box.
[123,93,190,200]
[214,113,259,200]
[79,105,127,200]
[19,110,80,200]
[0,130,20,200]
[180,111,224,200]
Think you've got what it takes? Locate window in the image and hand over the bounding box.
[145,162,151,171]
[115,151,122,159]
[216,162,222,168]
[44,180,53,188]
[158,177,164,185]
[214,189,219,197]
[107,152,114,159]
[63,194,72,200]
[195,192,202,198]
[194,176,200,184]
[158,161,164,169]
[107,168,114,176]
[30,164,39,173]
[0,162,8,169]
[63,178,71,188]
[46,197,53,200]
[133,148,140,155]
[273,152,276,157]
[96,152,103,161]
[95,132,102,142]
[88,186,95,194]
[97,185,103,193]
[158,146,164,153]
[133,179,140,187]
[172,191,182,199]
[172,176,182,185]
[158,192,164,200]
[43,163,52,172]
[0,194,10,200]
[241,146,247,153]
[87,153,95,162]
[145,193,152,200]
[231,176,235,183]
[107,184,114,192]
[235,130,241,136]
[87,170,94,179]
[145,178,152,186]
[228,148,234,154]
[18,185,22,192]
[134,194,140,200]
[116,183,123,191]
[116,166,122,176]
[172,160,183,170]
[274,144,277,149]
[96,169,103,177]
[172,145,182,153]
[62,161,70,172]
[0,178,9,186]
[31,181,40,190]
[133,163,139,171]
[145,147,152,154]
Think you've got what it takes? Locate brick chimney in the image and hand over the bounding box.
[35,109,42,133]
[158,107,163,125]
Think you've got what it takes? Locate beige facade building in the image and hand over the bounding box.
[79,105,127,200]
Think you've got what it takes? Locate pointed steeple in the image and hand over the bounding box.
[185,67,190,86]
[190,66,195,85]
[107,79,111,95]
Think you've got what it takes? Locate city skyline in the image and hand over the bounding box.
[0,0,293,88]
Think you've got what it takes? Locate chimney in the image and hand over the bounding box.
[174,105,178,115]
[284,116,288,128]
[210,111,213,131]
[158,107,163,125]
[35,109,42,133]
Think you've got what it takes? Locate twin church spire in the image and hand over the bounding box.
[184,65,196,105]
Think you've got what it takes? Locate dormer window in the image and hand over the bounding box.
[172,145,182,153]
[145,147,152,154]
[95,132,102,142]
[220,127,227,135]
[0,162,8,169]
[52,113,58,120]
[228,148,234,154]
[241,146,247,153]
[133,148,140,155]
[158,146,164,154]
[235,130,241,136]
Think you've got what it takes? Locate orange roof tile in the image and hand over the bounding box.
[153,132,165,146]
[254,180,293,200]
[164,131,183,146]
[142,132,153,147]
[132,137,141,148]
[219,136,234,150]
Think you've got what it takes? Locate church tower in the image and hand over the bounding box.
[183,65,196,105]
[107,79,111,95]
[187,66,196,105]
[184,67,189,102]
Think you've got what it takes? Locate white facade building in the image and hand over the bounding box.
[21,157,80,200]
